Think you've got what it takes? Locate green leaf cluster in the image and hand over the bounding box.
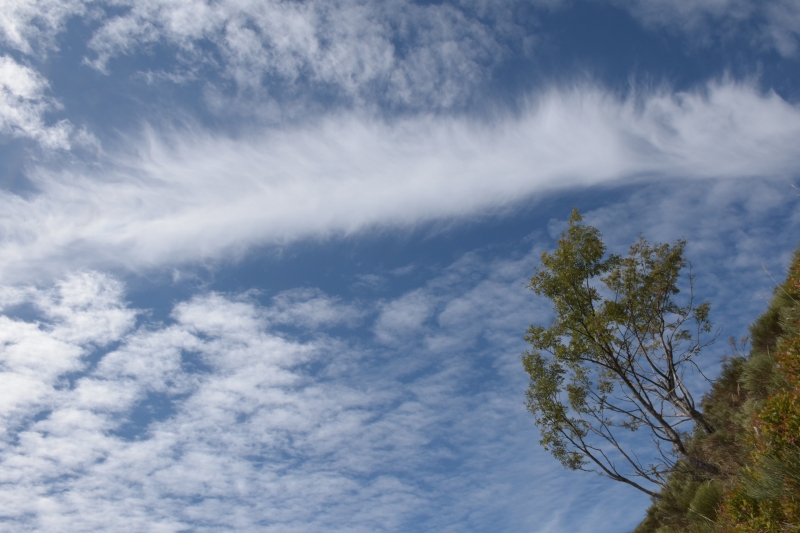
[523,209,717,496]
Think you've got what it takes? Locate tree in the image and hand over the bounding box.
[522,209,718,497]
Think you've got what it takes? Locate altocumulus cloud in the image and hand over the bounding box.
[0,264,567,533]
[3,0,800,116]
[2,0,511,110]
[0,55,77,149]
[0,273,394,531]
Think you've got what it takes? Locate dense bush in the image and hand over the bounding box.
[632,249,800,533]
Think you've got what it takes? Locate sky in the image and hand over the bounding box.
[0,0,799,531]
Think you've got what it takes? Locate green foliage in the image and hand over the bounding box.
[632,245,800,533]
[690,481,724,522]
[633,471,721,533]
[523,211,800,532]
[749,250,800,357]
[717,330,800,532]
[739,351,780,406]
[523,209,717,496]
[743,248,800,406]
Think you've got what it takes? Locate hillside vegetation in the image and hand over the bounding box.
[633,248,800,533]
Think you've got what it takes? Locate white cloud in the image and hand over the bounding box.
[83,0,504,108]
[0,272,135,441]
[0,0,86,55]
[0,81,797,282]
[374,289,435,344]
[267,287,363,329]
[0,273,576,532]
[764,0,800,56]
[0,55,77,148]
[612,0,753,26]
[0,0,510,147]
[611,0,800,56]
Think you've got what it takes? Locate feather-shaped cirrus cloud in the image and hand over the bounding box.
[0,81,798,282]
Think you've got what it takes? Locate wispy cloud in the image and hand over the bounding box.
[0,0,86,55]
[612,0,800,56]
[0,81,796,282]
[83,0,507,109]
[266,287,364,329]
[0,55,82,148]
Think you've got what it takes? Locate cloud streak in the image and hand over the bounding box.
[0,81,797,281]
[613,0,800,55]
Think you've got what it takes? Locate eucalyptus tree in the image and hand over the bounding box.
[522,209,718,497]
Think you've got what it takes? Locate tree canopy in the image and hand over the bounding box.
[522,209,718,497]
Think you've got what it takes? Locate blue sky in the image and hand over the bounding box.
[0,0,799,531]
